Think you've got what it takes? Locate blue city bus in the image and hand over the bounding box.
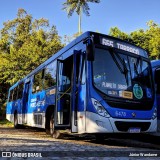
[6,31,157,139]
[151,60,160,135]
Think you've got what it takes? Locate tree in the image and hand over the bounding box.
[109,27,130,41]
[109,20,160,59]
[64,31,81,44]
[63,0,100,34]
[0,9,64,103]
[146,21,160,59]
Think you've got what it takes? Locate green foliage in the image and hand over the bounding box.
[0,9,64,103]
[109,20,160,59]
[64,31,83,44]
[0,119,13,127]
[109,27,130,41]
[0,102,7,121]
[146,21,160,59]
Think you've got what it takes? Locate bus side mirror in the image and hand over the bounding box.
[86,39,95,61]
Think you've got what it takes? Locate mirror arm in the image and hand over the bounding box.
[83,37,95,61]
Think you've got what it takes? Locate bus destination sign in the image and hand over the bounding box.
[100,37,148,58]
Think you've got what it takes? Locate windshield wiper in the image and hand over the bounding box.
[122,58,129,85]
[109,49,129,85]
[134,56,143,78]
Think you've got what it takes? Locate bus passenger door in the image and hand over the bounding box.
[71,51,80,133]
[54,52,80,132]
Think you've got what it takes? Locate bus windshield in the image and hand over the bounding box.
[93,48,153,101]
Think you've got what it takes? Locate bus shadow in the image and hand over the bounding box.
[1,126,159,150]
[62,133,160,150]
[18,127,160,149]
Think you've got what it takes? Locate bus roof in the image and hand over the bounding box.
[151,59,160,68]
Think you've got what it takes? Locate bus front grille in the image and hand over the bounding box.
[115,121,151,132]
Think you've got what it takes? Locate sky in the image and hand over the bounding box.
[0,0,159,38]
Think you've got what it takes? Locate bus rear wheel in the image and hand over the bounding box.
[14,113,19,129]
[50,114,63,139]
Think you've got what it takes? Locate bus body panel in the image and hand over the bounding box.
[85,111,156,133]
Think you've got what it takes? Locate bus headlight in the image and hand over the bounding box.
[91,98,110,118]
[152,107,157,120]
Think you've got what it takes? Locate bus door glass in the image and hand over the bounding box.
[71,51,81,132]
[155,68,160,119]
[54,51,80,131]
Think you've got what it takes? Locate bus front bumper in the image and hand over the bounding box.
[85,111,157,133]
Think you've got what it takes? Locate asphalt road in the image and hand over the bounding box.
[0,125,159,159]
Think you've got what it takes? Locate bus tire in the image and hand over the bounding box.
[53,130,63,139]
[45,115,51,135]
[14,113,19,129]
[45,106,54,135]
[50,113,63,139]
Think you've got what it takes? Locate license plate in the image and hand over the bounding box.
[128,128,141,133]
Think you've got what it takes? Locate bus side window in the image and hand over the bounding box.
[9,90,13,102]
[81,59,86,84]
[32,71,43,93]
[155,68,160,94]
[44,61,57,89]
[13,87,18,101]
[17,83,24,99]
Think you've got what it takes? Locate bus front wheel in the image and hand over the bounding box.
[50,114,63,139]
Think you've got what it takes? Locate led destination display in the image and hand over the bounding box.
[100,37,148,58]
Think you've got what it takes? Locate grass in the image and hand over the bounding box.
[0,119,13,127]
